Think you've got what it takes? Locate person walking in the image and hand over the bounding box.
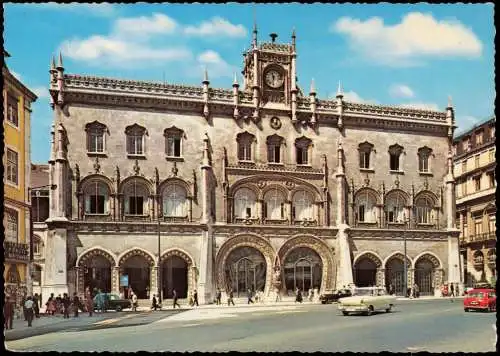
[216,288,222,305]
[187,290,194,307]
[389,284,395,296]
[193,290,199,307]
[413,283,420,298]
[72,293,80,317]
[152,294,159,311]
[295,288,303,303]
[21,294,27,321]
[86,289,94,317]
[172,289,181,309]
[4,295,15,330]
[61,293,69,319]
[131,292,138,312]
[275,288,281,302]
[456,284,460,297]
[450,283,455,297]
[24,296,34,327]
[247,289,254,304]
[33,293,40,318]
[227,289,235,306]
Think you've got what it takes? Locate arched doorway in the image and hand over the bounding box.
[121,254,151,299]
[354,254,381,287]
[385,256,408,296]
[225,246,267,297]
[83,255,112,293]
[162,255,188,299]
[414,258,435,296]
[283,247,322,295]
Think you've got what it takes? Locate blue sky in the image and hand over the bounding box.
[4,3,495,163]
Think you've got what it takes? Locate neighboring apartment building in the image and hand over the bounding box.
[3,50,37,306]
[44,30,460,302]
[453,117,496,286]
[30,164,51,299]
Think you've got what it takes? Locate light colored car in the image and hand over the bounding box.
[338,287,396,316]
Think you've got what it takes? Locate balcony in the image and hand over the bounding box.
[263,218,289,225]
[226,162,323,176]
[459,231,497,245]
[456,186,496,205]
[4,241,29,262]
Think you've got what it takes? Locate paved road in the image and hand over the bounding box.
[6,299,496,352]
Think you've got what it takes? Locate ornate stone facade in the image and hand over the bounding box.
[44,30,461,302]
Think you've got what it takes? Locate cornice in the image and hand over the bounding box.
[350,228,451,240]
[212,223,338,238]
[63,220,208,234]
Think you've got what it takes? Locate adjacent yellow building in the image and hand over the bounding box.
[3,50,37,307]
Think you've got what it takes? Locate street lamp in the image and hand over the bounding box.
[403,212,409,298]
[157,217,161,304]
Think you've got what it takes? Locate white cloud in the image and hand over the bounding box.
[61,35,191,66]
[113,13,177,39]
[341,90,379,104]
[196,50,234,78]
[184,17,247,37]
[27,3,117,17]
[389,84,415,98]
[31,86,50,99]
[332,12,483,66]
[399,102,440,111]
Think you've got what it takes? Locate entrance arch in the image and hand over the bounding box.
[119,250,154,299]
[77,248,116,294]
[414,253,441,296]
[216,234,275,297]
[160,250,194,299]
[225,246,267,297]
[384,253,412,296]
[354,252,382,287]
[283,247,322,295]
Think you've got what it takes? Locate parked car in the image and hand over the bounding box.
[319,289,352,304]
[463,288,496,312]
[93,293,132,312]
[338,287,396,316]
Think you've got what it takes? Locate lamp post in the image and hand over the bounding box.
[157,217,161,304]
[403,212,409,298]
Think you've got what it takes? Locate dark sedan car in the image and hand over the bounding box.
[94,293,132,311]
[320,289,352,304]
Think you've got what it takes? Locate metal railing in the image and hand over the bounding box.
[4,241,29,262]
[459,231,497,245]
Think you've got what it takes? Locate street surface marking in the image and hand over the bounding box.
[93,314,135,326]
[181,323,201,327]
[275,310,306,314]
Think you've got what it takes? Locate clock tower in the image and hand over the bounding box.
[241,27,298,108]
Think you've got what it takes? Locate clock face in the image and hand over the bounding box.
[265,70,284,89]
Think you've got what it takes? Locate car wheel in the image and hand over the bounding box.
[366,306,374,316]
[321,301,326,304]
[386,304,393,313]
[342,311,349,316]
[464,308,469,312]
[116,305,122,312]
[487,305,492,313]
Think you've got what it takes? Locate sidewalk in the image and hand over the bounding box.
[396,296,465,301]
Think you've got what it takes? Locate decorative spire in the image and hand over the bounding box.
[252,13,258,48]
[203,67,209,84]
[447,95,453,108]
[447,149,454,175]
[202,132,211,167]
[292,27,296,49]
[57,52,64,70]
[233,72,239,87]
[50,56,56,71]
[336,80,343,97]
[310,78,316,95]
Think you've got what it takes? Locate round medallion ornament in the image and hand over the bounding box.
[270,117,282,130]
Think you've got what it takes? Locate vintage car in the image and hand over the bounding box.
[463,288,496,312]
[93,293,132,312]
[319,289,352,304]
[338,287,396,316]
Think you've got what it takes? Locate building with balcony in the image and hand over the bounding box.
[453,117,496,286]
[44,30,461,302]
[3,50,37,306]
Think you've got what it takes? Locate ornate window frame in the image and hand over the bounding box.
[85,121,108,156]
[414,192,437,226]
[292,190,314,222]
[358,141,374,171]
[236,132,256,162]
[266,134,285,164]
[121,178,151,217]
[295,136,312,166]
[233,187,258,221]
[82,179,111,216]
[384,190,408,224]
[164,126,185,161]
[388,144,404,173]
[125,124,147,158]
[354,188,379,224]
[417,146,433,175]
[263,187,287,221]
[161,183,189,219]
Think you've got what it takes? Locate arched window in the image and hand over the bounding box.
[355,190,377,223]
[33,236,43,257]
[163,184,187,217]
[234,188,257,219]
[417,146,433,173]
[292,190,313,221]
[388,144,404,171]
[164,126,184,158]
[264,188,286,220]
[385,191,407,223]
[236,132,255,162]
[84,181,110,214]
[415,195,434,224]
[266,135,285,164]
[123,180,149,216]
[85,121,108,154]
[125,124,147,156]
[295,137,312,165]
[358,141,374,170]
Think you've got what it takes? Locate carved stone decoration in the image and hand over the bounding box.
[385,252,412,269]
[115,166,120,185]
[215,234,275,297]
[364,174,370,187]
[74,164,80,183]
[154,167,159,186]
[171,161,178,177]
[414,253,441,269]
[270,116,282,130]
[93,157,101,174]
[277,235,335,292]
[76,248,117,294]
[118,249,155,270]
[285,181,295,190]
[423,176,429,190]
[133,160,140,175]
[394,175,400,188]
[257,181,266,189]
[354,252,383,268]
[160,249,196,294]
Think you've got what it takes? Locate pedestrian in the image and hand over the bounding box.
[131,292,138,312]
[295,288,303,303]
[4,295,14,330]
[46,294,56,315]
[389,284,395,296]
[247,288,254,304]
[21,294,27,321]
[86,289,94,317]
[61,293,70,319]
[275,288,281,302]
[193,289,199,307]
[450,283,455,297]
[227,289,235,306]
[103,292,109,313]
[32,293,40,318]
[413,283,420,298]
[172,289,181,309]
[73,293,80,317]
[188,290,194,307]
[24,296,34,327]
[152,294,159,311]
[216,288,222,305]
[456,284,460,297]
